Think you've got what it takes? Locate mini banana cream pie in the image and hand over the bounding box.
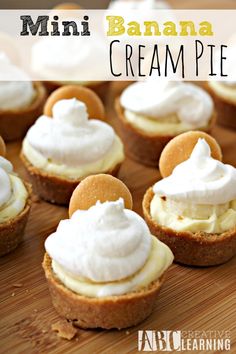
[21,86,124,205]
[0,53,46,141]
[116,80,216,166]
[109,0,170,10]
[31,3,110,101]
[207,84,236,129]
[43,174,173,329]
[206,46,236,129]
[0,138,31,256]
[143,131,236,266]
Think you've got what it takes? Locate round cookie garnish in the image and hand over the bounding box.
[69,174,133,217]
[44,85,105,121]
[159,131,222,178]
[0,136,6,157]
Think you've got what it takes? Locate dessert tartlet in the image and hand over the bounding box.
[143,131,236,266]
[0,138,31,256]
[43,174,173,329]
[206,81,236,129]
[31,3,110,101]
[206,45,236,129]
[116,81,216,166]
[21,85,124,205]
[109,0,170,10]
[0,53,46,141]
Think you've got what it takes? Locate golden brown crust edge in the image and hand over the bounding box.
[0,183,32,256]
[143,188,236,266]
[20,153,122,205]
[43,253,165,329]
[115,98,216,167]
[205,82,236,130]
[0,82,47,141]
[43,81,111,103]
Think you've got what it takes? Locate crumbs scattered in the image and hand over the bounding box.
[177,215,183,220]
[11,292,15,297]
[12,283,23,288]
[126,330,130,335]
[51,319,77,340]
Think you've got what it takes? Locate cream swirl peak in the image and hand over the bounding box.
[45,198,152,282]
[109,0,170,10]
[25,98,115,166]
[0,156,28,223]
[0,52,35,110]
[0,157,13,208]
[120,81,213,128]
[31,36,106,81]
[153,139,236,205]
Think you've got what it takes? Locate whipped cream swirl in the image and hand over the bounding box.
[121,81,213,128]
[0,156,28,223]
[45,198,152,282]
[0,157,13,208]
[25,98,115,166]
[109,0,170,10]
[0,52,35,110]
[153,139,236,205]
[31,36,106,81]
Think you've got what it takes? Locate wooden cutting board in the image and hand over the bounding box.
[0,81,235,354]
[1,0,236,350]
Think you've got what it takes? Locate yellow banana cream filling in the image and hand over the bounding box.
[150,195,236,233]
[22,136,124,180]
[0,175,28,223]
[124,110,209,136]
[51,237,173,298]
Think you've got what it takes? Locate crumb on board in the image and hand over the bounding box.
[11,292,15,297]
[12,283,23,288]
[51,319,77,340]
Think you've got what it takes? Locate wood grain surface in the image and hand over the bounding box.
[0,1,236,352]
[0,82,235,354]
